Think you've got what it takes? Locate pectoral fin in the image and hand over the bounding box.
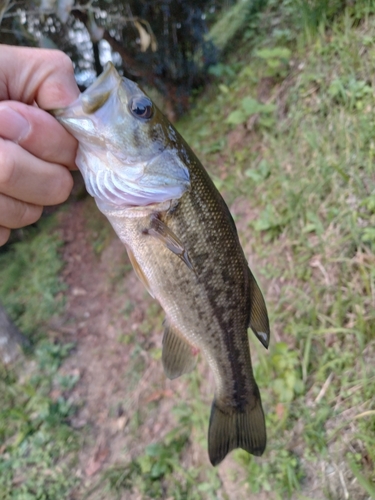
[147,216,195,273]
[126,246,155,298]
[162,320,198,379]
[248,270,270,349]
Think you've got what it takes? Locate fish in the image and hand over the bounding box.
[50,62,270,466]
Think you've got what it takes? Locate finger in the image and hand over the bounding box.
[0,227,10,246]
[0,102,78,170]
[0,193,42,229]
[0,138,74,205]
[0,45,80,107]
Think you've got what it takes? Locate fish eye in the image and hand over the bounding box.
[130,96,153,119]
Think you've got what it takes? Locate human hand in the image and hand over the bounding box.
[0,45,80,246]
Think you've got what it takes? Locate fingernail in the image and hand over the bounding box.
[0,106,30,142]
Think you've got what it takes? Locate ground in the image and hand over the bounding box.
[2,2,375,498]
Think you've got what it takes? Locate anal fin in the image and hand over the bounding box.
[162,320,198,379]
[248,269,270,349]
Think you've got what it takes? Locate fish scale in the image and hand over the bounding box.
[50,62,270,466]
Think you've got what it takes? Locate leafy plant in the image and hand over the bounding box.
[254,46,291,78]
[226,96,276,127]
[92,430,201,499]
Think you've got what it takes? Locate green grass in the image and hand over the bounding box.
[0,216,66,340]
[0,341,79,500]
[0,217,80,499]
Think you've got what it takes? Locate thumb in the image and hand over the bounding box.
[0,45,80,108]
[0,101,78,170]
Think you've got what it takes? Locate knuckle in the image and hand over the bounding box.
[20,203,43,226]
[0,227,10,246]
[55,51,74,74]
[0,141,16,188]
[56,50,72,66]
[51,168,74,204]
[46,50,73,73]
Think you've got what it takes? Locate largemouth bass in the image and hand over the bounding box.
[50,62,270,465]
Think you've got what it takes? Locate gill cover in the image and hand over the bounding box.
[51,62,190,210]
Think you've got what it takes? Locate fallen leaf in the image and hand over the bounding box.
[144,389,173,403]
[85,441,110,477]
[116,415,128,431]
[275,402,285,420]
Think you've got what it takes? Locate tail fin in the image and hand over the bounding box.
[208,393,266,466]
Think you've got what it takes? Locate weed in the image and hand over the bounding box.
[226,96,277,128]
[254,47,292,79]
[88,409,222,500]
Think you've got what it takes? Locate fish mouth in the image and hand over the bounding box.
[81,62,122,114]
[49,62,122,118]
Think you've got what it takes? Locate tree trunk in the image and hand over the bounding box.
[0,303,29,364]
